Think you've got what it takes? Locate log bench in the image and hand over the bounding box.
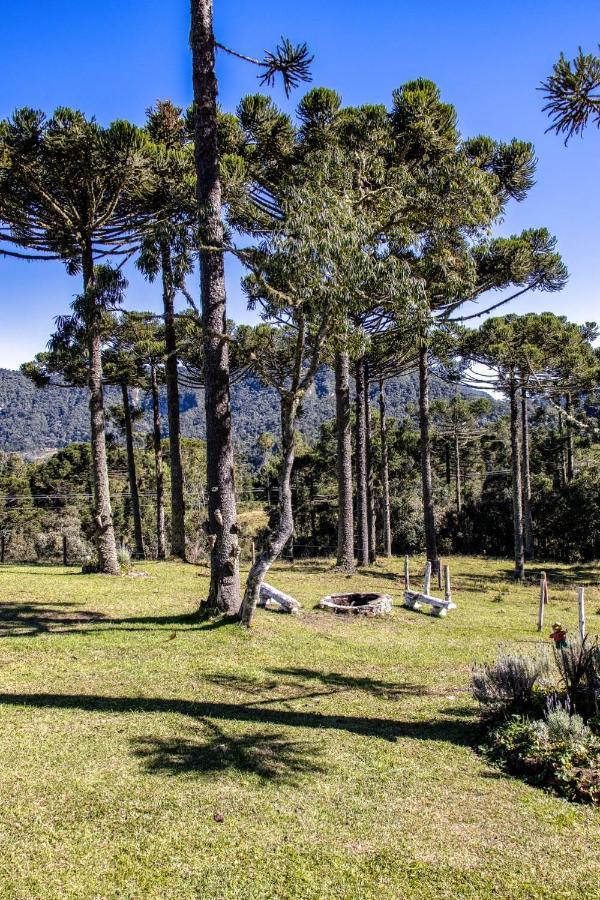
[402,558,456,617]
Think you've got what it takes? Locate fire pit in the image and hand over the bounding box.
[318,592,392,616]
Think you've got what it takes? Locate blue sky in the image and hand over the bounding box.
[0,1,598,369]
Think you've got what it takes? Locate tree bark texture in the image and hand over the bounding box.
[150,362,166,559]
[161,242,186,560]
[355,357,369,567]
[565,393,574,482]
[364,362,377,563]
[521,387,533,560]
[83,244,119,575]
[335,350,354,571]
[121,382,145,559]
[378,378,392,558]
[418,345,438,566]
[510,379,525,580]
[191,0,241,615]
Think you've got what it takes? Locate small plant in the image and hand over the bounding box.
[543,696,590,745]
[472,650,548,713]
[117,546,132,572]
[81,555,99,575]
[554,635,600,718]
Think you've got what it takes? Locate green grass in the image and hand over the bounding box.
[0,555,599,899]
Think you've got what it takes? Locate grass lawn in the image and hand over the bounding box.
[0,555,599,899]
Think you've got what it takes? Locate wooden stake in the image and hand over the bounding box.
[444,564,451,603]
[423,560,432,595]
[251,540,256,566]
[537,572,546,632]
[404,555,410,591]
[437,559,443,590]
[578,586,586,641]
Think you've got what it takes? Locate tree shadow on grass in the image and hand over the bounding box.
[0,602,108,637]
[0,691,475,747]
[132,721,325,782]
[266,668,430,699]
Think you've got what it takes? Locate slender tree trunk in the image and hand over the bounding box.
[191,0,241,615]
[454,429,463,515]
[364,362,377,563]
[335,351,355,571]
[558,408,567,487]
[378,378,392,558]
[355,357,369,567]
[445,443,451,486]
[521,386,533,560]
[121,382,145,559]
[240,395,298,625]
[82,245,119,575]
[565,392,574,482]
[150,362,166,560]
[160,242,186,560]
[509,379,525,580]
[418,344,438,566]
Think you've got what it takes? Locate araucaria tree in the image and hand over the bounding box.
[541,46,600,141]
[189,0,312,614]
[0,110,149,574]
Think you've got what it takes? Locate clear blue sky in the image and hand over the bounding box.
[0,1,598,368]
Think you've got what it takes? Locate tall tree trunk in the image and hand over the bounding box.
[378,378,392,558]
[364,363,377,563]
[418,344,438,566]
[121,382,145,559]
[565,392,574,482]
[355,357,369,567]
[445,443,451,486]
[454,429,462,515]
[191,0,241,615]
[161,242,186,560]
[558,407,567,487]
[240,395,298,625]
[82,245,119,575]
[521,386,533,560]
[509,378,525,580]
[335,350,354,571]
[150,362,166,560]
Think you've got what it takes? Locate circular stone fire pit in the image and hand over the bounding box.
[318,592,392,616]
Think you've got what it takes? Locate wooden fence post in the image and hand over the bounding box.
[423,561,432,595]
[251,540,256,566]
[444,564,451,604]
[437,559,443,590]
[578,586,586,641]
[537,572,546,633]
[404,555,410,591]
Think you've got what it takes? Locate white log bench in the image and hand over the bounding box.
[403,559,456,618]
[258,582,301,614]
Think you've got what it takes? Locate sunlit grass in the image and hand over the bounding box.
[0,555,598,899]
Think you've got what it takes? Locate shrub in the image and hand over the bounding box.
[554,636,600,718]
[543,699,590,745]
[116,546,132,572]
[472,651,548,713]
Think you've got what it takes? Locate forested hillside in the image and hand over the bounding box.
[0,366,493,460]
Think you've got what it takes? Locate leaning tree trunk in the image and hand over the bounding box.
[418,344,438,567]
[150,362,166,560]
[191,0,241,615]
[240,396,298,626]
[521,386,533,560]
[121,382,145,560]
[82,245,119,575]
[509,378,525,580]
[335,349,354,571]
[378,378,392,558]
[565,392,574,482]
[161,242,186,560]
[355,357,369,567]
[364,362,377,563]
[454,429,462,515]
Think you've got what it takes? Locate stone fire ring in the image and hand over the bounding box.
[318,592,393,616]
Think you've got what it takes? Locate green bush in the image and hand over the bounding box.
[471,651,548,714]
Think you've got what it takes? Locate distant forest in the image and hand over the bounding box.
[0,366,493,464]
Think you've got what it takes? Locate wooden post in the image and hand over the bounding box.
[437,559,443,590]
[404,555,410,591]
[62,535,68,566]
[537,572,546,632]
[578,586,586,641]
[423,560,432,595]
[543,573,549,605]
[251,540,256,566]
[444,564,451,604]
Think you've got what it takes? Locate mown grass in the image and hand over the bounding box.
[0,555,598,899]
